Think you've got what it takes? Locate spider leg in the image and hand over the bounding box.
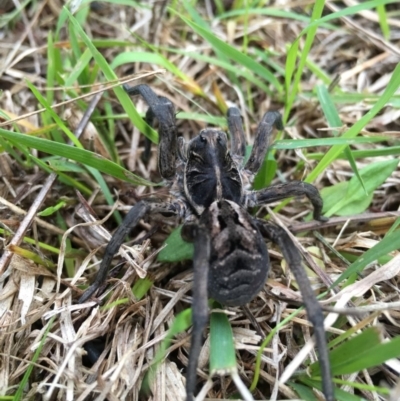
[79,201,181,303]
[227,107,246,158]
[244,110,283,173]
[124,84,177,180]
[246,181,328,221]
[256,220,334,401]
[181,222,211,401]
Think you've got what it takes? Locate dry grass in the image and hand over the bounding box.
[0,1,400,401]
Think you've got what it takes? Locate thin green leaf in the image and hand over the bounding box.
[0,128,154,186]
[26,81,81,147]
[142,308,193,393]
[111,52,189,83]
[332,378,390,395]
[165,48,272,94]
[308,145,400,160]
[173,9,283,93]
[288,382,318,401]
[376,4,390,39]
[312,327,380,375]
[47,159,87,173]
[325,159,398,216]
[181,2,240,87]
[272,135,390,149]
[313,327,400,376]
[333,229,400,286]
[210,310,236,374]
[294,0,397,42]
[386,217,400,237]
[132,277,153,300]
[284,0,325,122]
[253,152,277,189]
[300,377,362,401]
[38,200,67,217]
[307,62,400,182]
[64,47,93,88]
[218,7,337,29]
[316,84,365,192]
[14,317,55,401]
[64,7,159,143]
[157,226,194,262]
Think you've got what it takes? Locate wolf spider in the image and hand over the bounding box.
[79,84,334,401]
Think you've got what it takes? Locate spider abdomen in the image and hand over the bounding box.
[208,249,269,306]
[201,200,270,306]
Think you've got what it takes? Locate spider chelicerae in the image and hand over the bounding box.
[79,84,334,401]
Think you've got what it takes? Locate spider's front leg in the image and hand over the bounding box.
[227,107,246,160]
[239,109,327,221]
[256,221,334,401]
[245,110,283,173]
[78,85,182,302]
[123,84,177,180]
[79,201,182,303]
[181,222,211,401]
[247,181,328,222]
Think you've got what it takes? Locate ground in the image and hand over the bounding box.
[0,1,400,401]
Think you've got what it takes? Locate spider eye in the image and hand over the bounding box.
[200,135,206,142]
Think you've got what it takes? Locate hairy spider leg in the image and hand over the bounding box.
[245,110,283,173]
[124,84,177,180]
[78,201,182,303]
[256,221,334,401]
[246,181,328,222]
[181,222,211,401]
[227,107,246,158]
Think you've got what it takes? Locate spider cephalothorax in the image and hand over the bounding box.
[79,84,334,401]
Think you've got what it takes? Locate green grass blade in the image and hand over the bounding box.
[131,277,154,300]
[166,49,272,94]
[14,316,55,401]
[111,52,193,87]
[218,7,337,29]
[0,128,154,186]
[64,47,93,88]
[64,7,159,143]
[313,327,400,376]
[295,0,397,39]
[272,136,391,149]
[157,226,194,262]
[141,308,193,393]
[173,9,283,93]
[376,4,390,39]
[284,0,325,122]
[324,159,398,216]
[210,310,236,374]
[316,84,365,192]
[333,229,400,286]
[181,1,240,87]
[306,62,400,182]
[26,81,80,147]
[299,377,363,401]
[308,145,400,160]
[288,383,319,401]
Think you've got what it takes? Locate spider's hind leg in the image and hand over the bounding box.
[79,200,181,303]
[256,220,334,401]
[78,201,151,303]
[124,84,177,180]
[181,222,211,401]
